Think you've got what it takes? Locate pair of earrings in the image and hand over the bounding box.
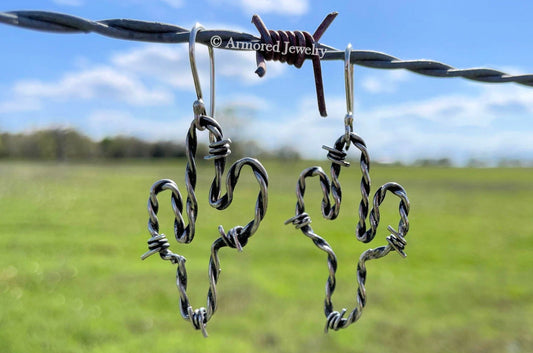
[141,25,410,336]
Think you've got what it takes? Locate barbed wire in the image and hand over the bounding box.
[2,10,533,88]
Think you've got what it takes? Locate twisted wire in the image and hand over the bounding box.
[141,98,269,336]
[299,225,338,324]
[324,183,410,331]
[322,133,372,242]
[144,179,186,255]
[1,10,532,89]
[369,183,410,256]
[325,243,395,332]
[286,132,411,332]
[289,166,341,222]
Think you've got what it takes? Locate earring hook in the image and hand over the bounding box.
[189,23,215,118]
[345,43,354,116]
[344,43,354,149]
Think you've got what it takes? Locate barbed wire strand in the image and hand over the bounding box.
[1,10,533,87]
[141,91,269,336]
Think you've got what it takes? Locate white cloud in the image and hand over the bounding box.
[367,84,533,128]
[218,0,309,16]
[0,97,42,114]
[492,65,529,76]
[243,96,348,157]
[111,45,191,89]
[218,94,270,111]
[239,84,533,164]
[241,0,308,15]
[360,77,382,94]
[12,66,173,106]
[160,0,184,9]
[52,0,84,6]
[217,49,286,84]
[369,85,533,162]
[361,70,410,94]
[111,44,286,89]
[0,40,285,122]
[86,109,190,140]
[74,0,184,9]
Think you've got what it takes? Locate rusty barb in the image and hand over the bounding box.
[252,13,338,117]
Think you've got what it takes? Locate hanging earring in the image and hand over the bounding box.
[285,43,411,332]
[141,23,269,337]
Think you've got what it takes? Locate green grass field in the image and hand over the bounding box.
[0,160,532,353]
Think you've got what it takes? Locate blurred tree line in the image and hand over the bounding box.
[2,128,531,166]
[0,128,300,161]
[0,129,185,160]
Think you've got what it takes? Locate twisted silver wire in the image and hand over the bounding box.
[286,132,411,332]
[1,10,533,87]
[325,184,410,331]
[291,166,340,221]
[323,133,372,242]
[325,242,397,332]
[141,99,268,337]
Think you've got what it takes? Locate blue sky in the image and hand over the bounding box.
[1,0,533,164]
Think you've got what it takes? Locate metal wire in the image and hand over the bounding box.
[251,12,338,116]
[141,104,269,337]
[140,27,269,337]
[1,10,533,88]
[285,44,412,331]
[286,132,410,332]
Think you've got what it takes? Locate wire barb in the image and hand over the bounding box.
[284,212,312,229]
[218,225,244,252]
[386,225,407,258]
[140,234,171,260]
[187,306,208,337]
[251,13,337,117]
[322,144,349,167]
[325,308,347,332]
[205,138,232,160]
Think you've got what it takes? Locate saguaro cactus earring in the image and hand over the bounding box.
[285,43,411,332]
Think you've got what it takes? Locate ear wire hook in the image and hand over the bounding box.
[344,43,354,150]
[189,23,215,118]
